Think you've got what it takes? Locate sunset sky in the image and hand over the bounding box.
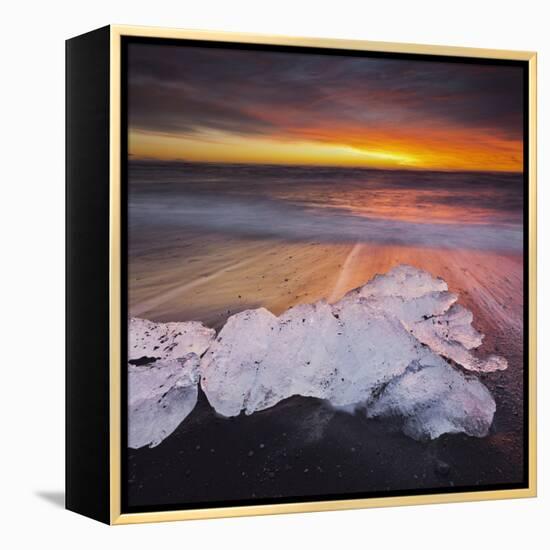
[127,43,524,172]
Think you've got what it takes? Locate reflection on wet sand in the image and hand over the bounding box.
[129,233,522,339]
[128,160,523,332]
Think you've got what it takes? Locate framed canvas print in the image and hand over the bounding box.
[66,25,537,525]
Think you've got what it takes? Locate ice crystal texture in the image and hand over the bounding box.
[128,265,505,448]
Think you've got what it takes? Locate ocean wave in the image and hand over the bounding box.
[130,190,522,252]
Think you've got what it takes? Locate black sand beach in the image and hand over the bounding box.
[127,359,524,510]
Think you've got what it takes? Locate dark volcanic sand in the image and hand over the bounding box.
[127,360,525,509]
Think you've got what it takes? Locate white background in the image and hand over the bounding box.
[1,0,547,547]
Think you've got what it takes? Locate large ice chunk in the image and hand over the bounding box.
[200,296,498,440]
[200,300,448,416]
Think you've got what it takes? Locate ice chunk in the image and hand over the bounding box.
[341,265,507,372]
[200,293,498,441]
[128,353,200,449]
[201,299,449,417]
[410,304,507,372]
[129,265,506,447]
[127,318,215,448]
[200,307,278,417]
[356,264,449,300]
[129,317,215,362]
[367,362,496,439]
[336,265,457,326]
[201,296,462,417]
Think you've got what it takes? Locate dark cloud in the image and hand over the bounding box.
[128,42,524,142]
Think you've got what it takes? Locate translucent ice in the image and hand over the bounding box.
[128,265,505,447]
[127,318,215,448]
[129,317,215,363]
[410,304,508,372]
[339,265,508,372]
[200,265,503,439]
[367,362,496,439]
[128,354,201,449]
[200,300,450,417]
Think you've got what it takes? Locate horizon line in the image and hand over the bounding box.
[128,156,523,175]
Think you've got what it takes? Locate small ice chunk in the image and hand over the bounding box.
[424,303,484,350]
[340,265,507,373]
[343,290,458,326]
[127,317,215,448]
[129,317,215,362]
[410,304,507,372]
[357,264,449,300]
[128,353,200,448]
[367,362,496,440]
[200,307,278,417]
[336,265,457,326]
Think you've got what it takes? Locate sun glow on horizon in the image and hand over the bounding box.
[129,128,522,172]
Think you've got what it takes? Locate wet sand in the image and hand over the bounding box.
[129,233,523,335]
[127,235,525,510]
